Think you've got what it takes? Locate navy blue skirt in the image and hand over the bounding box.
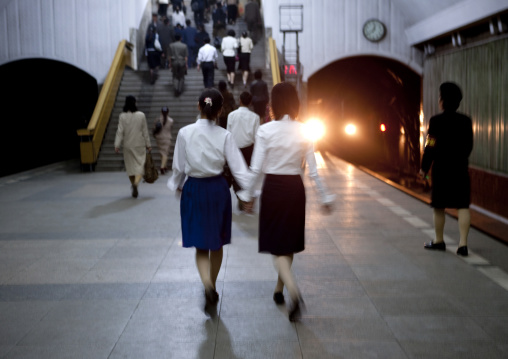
[180,175,232,250]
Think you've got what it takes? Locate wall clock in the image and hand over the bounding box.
[363,19,386,42]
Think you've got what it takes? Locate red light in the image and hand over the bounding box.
[284,65,298,75]
[380,124,386,132]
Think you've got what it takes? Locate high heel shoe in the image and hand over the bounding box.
[456,246,468,256]
[288,298,304,322]
[273,292,284,305]
[424,241,446,250]
[204,287,219,317]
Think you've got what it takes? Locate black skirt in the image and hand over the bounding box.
[147,50,161,69]
[431,164,471,209]
[238,52,250,71]
[223,56,236,73]
[259,174,305,255]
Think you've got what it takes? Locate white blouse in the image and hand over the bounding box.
[167,119,250,198]
[245,115,335,204]
[239,36,253,53]
[221,36,238,57]
[227,107,260,148]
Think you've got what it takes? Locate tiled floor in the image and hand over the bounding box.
[1,156,508,358]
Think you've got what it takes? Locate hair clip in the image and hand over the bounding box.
[204,97,213,106]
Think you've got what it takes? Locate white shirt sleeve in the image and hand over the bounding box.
[304,141,335,204]
[224,133,251,201]
[167,130,187,191]
[242,129,266,198]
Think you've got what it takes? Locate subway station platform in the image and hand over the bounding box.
[1,155,508,358]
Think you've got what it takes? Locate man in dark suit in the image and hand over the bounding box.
[168,34,188,96]
[249,70,269,122]
[182,19,198,68]
[244,0,262,44]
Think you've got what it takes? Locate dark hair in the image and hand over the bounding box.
[123,95,137,112]
[439,82,462,111]
[175,33,182,41]
[186,19,191,26]
[199,88,224,120]
[254,69,262,80]
[240,91,252,106]
[161,106,169,113]
[270,82,299,120]
[218,80,228,92]
[228,29,236,37]
[242,31,248,38]
[204,36,211,43]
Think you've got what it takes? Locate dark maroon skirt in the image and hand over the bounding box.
[259,174,305,255]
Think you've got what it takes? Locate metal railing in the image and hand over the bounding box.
[269,37,281,86]
[77,40,133,166]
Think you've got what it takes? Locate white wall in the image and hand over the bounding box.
[0,0,150,83]
[263,0,424,82]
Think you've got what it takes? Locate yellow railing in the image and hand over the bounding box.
[77,40,133,165]
[269,37,281,85]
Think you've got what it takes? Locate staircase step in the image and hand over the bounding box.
[95,14,271,172]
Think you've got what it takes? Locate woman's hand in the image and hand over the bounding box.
[147,147,152,153]
[115,147,120,154]
[242,200,255,214]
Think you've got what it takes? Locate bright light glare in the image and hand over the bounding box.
[380,123,386,132]
[303,118,326,142]
[345,124,357,135]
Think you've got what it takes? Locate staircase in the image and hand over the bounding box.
[95,15,272,172]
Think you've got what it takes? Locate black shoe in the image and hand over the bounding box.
[205,287,219,305]
[204,288,219,317]
[424,241,446,250]
[273,292,284,305]
[131,185,138,198]
[288,298,304,322]
[457,246,468,256]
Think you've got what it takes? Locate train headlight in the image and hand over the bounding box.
[345,124,357,136]
[303,118,326,142]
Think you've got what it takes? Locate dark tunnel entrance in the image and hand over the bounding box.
[308,56,421,183]
[0,59,98,177]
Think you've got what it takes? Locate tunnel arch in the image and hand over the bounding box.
[0,58,98,176]
[308,55,422,180]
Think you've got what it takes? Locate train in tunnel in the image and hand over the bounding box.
[307,56,422,184]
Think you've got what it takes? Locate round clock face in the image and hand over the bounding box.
[363,19,386,42]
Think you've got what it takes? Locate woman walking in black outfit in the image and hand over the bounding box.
[242,83,335,321]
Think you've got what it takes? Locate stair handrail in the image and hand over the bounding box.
[77,40,133,165]
[269,37,281,85]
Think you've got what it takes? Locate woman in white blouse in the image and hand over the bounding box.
[168,88,251,313]
[244,82,335,321]
[238,31,253,88]
[221,29,238,87]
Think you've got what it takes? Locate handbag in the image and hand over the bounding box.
[154,34,162,52]
[153,120,162,136]
[144,152,159,183]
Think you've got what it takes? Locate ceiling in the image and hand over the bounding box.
[390,0,466,26]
